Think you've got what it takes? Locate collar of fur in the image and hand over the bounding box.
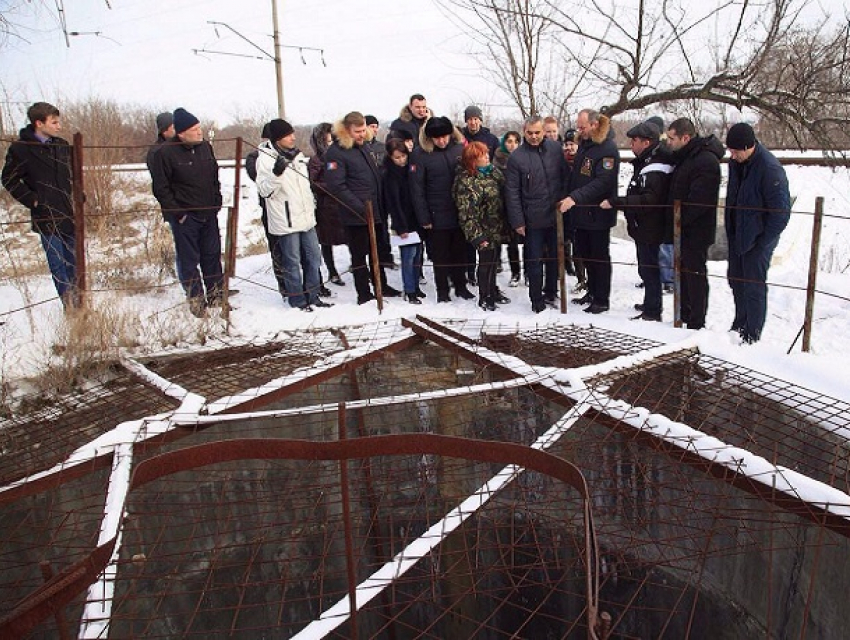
[591,114,611,145]
[398,104,432,123]
[332,121,375,150]
[418,117,466,152]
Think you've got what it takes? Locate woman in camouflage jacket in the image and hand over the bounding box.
[452,141,511,311]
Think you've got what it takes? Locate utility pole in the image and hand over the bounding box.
[195,2,325,121]
[271,0,285,118]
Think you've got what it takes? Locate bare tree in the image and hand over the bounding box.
[437,0,850,148]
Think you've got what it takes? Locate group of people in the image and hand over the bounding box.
[2,97,791,343]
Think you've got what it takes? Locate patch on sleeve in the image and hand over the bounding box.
[602,157,615,170]
[326,161,338,170]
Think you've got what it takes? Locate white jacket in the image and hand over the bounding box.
[255,141,316,235]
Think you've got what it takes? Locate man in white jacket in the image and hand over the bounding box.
[256,119,332,311]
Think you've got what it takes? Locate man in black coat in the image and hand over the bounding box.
[324,111,400,305]
[666,118,724,330]
[409,115,473,302]
[724,123,791,344]
[560,108,620,314]
[2,101,77,309]
[601,121,673,321]
[150,107,225,317]
[461,105,499,160]
[505,116,568,313]
[387,94,430,148]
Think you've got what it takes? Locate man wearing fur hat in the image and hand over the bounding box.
[410,115,474,303]
[560,108,620,314]
[387,94,430,148]
[724,122,790,344]
[150,107,224,318]
[461,105,499,160]
[323,111,401,305]
[256,118,332,312]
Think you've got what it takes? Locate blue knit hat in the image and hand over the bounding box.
[173,108,200,134]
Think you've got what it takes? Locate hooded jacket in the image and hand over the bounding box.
[323,123,385,227]
[566,115,620,231]
[504,137,567,231]
[610,143,674,244]
[668,135,724,247]
[387,104,431,148]
[409,120,465,230]
[2,124,74,235]
[308,128,346,246]
[151,137,222,220]
[255,141,316,236]
[725,143,790,256]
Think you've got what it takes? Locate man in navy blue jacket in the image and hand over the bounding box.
[724,123,790,344]
[505,116,568,313]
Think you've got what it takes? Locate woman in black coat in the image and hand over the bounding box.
[308,123,347,286]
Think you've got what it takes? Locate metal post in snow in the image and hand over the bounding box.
[802,197,824,352]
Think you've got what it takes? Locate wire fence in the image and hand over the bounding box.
[1,135,847,352]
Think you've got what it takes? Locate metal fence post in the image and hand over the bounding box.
[71,132,87,303]
[802,196,824,352]
[223,137,243,326]
[556,205,567,314]
[672,200,682,328]
[365,201,383,313]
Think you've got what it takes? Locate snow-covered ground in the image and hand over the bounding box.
[2,161,849,403]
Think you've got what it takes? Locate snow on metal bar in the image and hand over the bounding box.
[407,320,850,525]
[120,356,197,406]
[572,386,850,520]
[171,374,547,428]
[206,329,418,415]
[79,442,134,639]
[291,402,594,640]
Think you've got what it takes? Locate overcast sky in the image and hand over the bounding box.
[2,0,503,128]
[2,0,847,130]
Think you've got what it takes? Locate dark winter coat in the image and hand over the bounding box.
[504,137,567,231]
[387,104,431,148]
[610,144,674,244]
[462,126,500,160]
[566,116,620,231]
[151,139,222,221]
[409,125,465,230]
[668,135,724,248]
[1,125,74,235]
[323,124,385,227]
[308,153,347,246]
[453,165,508,248]
[382,158,419,236]
[245,148,260,182]
[145,134,169,175]
[725,144,791,256]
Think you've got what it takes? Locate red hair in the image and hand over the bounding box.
[461,141,490,176]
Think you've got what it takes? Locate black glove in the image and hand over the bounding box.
[272,155,290,176]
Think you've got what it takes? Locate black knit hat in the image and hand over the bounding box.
[726,123,756,150]
[564,128,577,142]
[365,115,379,126]
[424,116,453,138]
[464,105,483,121]
[172,108,199,134]
[267,118,294,142]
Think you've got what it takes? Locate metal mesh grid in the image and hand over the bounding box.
[2,318,849,639]
[0,372,178,486]
[589,349,850,494]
